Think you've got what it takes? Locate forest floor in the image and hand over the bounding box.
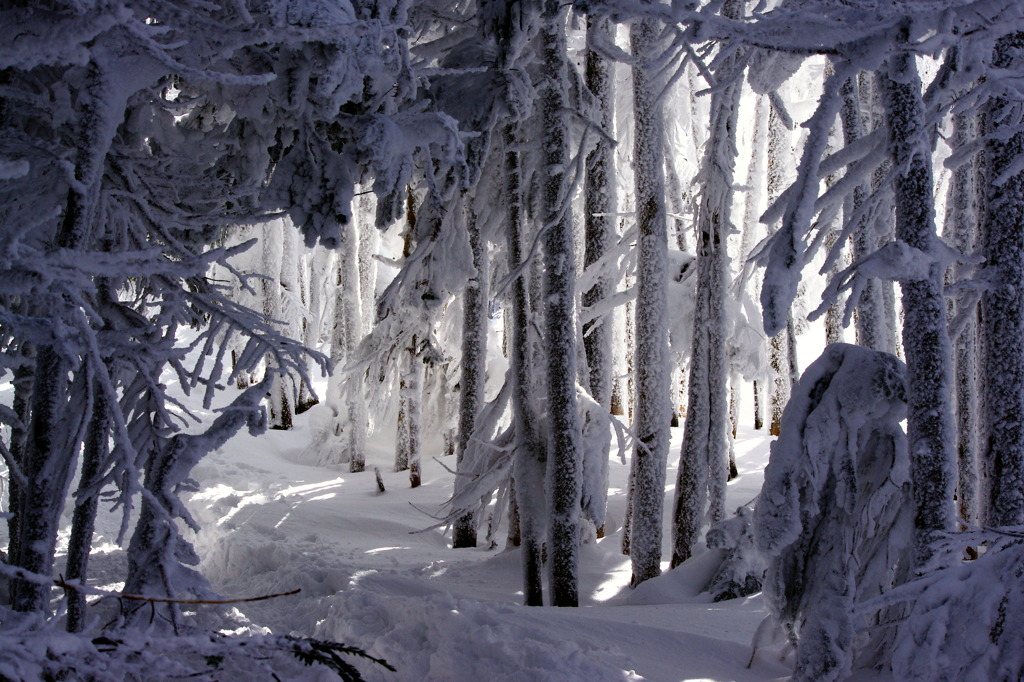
[179,395,895,681]
[43,374,893,681]
[183,413,784,682]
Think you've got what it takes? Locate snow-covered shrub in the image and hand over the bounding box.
[705,505,765,602]
[0,614,393,682]
[865,529,1024,682]
[754,343,913,682]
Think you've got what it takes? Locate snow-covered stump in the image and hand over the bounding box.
[754,343,913,682]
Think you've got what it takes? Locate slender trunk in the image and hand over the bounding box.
[66,371,109,632]
[728,372,739,480]
[944,102,980,526]
[860,71,900,356]
[505,125,545,605]
[454,201,488,546]
[671,0,743,568]
[406,346,422,488]
[753,380,763,430]
[395,196,418,474]
[628,10,671,586]
[7,351,33,605]
[263,219,293,430]
[541,0,582,606]
[767,97,792,436]
[741,97,767,435]
[841,73,886,351]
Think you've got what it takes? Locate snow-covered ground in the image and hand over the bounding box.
[182,411,784,682]
[20,362,892,681]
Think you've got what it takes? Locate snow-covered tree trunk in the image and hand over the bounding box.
[297,247,325,414]
[541,0,583,607]
[505,125,546,606]
[944,106,979,526]
[741,96,768,433]
[881,46,956,563]
[404,344,422,488]
[822,99,845,346]
[12,347,80,613]
[980,32,1024,527]
[581,18,618,534]
[860,71,900,356]
[767,99,793,437]
[10,60,119,612]
[263,219,293,431]
[315,217,367,471]
[628,9,672,586]
[583,14,616,413]
[671,0,743,568]
[840,74,888,352]
[453,201,488,547]
[65,369,110,632]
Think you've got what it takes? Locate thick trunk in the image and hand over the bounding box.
[882,48,956,563]
[12,347,81,613]
[981,33,1024,527]
[583,14,616,411]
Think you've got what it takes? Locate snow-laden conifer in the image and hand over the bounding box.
[755,343,913,682]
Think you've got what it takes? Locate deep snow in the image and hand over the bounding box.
[178,389,894,681]
[16,362,893,681]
